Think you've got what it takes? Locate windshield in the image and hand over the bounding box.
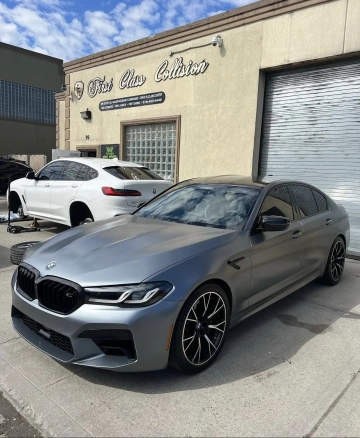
[104,166,163,180]
[134,183,261,230]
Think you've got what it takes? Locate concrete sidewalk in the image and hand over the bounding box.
[0,218,360,437]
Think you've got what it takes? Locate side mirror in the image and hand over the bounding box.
[259,215,290,232]
[26,171,35,180]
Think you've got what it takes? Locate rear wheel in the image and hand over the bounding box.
[169,284,230,373]
[70,203,94,227]
[321,236,346,286]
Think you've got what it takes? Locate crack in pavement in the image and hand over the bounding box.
[305,368,360,437]
[0,337,20,346]
[45,368,87,389]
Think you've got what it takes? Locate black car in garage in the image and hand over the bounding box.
[0,158,33,193]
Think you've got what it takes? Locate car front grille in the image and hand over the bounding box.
[37,278,84,314]
[22,313,74,355]
[17,265,37,300]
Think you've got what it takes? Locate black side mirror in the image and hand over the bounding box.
[259,215,290,232]
[26,171,35,180]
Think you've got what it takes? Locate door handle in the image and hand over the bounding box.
[71,184,78,188]
[45,183,50,187]
[325,219,332,225]
[292,231,302,239]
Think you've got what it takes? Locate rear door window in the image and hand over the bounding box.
[104,166,163,180]
[290,184,319,218]
[58,162,82,181]
[312,189,328,213]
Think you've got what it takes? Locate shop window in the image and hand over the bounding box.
[123,121,178,181]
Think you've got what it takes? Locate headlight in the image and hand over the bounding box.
[84,282,173,307]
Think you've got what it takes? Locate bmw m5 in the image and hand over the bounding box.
[11,176,350,373]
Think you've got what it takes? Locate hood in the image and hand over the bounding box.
[24,215,236,286]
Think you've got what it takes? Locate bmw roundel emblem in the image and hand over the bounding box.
[152,188,156,194]
[46,261,57,270]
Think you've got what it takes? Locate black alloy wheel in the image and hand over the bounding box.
[169,284,230,373]
[322,236,346,286]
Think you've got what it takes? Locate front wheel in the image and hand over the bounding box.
[321,236,346,286]
[168,284,230,373]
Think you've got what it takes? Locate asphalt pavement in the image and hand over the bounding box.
[0,193,360,437]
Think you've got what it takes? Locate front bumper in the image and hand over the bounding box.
[11,271,183,372]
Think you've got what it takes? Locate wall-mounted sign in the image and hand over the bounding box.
[99,92,165,111]
[88,76,113,98]
[155,57,209,82]
[74,81,84,100]
[101,144,120,159]
[119,69,146,89]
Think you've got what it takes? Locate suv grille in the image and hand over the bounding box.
[17,266,37,300]
[37,278,84,314]
[22,313,74,355]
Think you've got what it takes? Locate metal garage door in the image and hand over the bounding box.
[259,61,360,256]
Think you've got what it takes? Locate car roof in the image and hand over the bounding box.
[55,157,143,169]
[182,175,272,188]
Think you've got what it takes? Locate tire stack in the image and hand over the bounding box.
[10,242,40,265]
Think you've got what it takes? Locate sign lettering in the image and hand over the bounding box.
[88,77,113,98]
[155,57,209,82]
[119,69,146,89]
[99,92,165,111]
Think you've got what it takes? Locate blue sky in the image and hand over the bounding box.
[0,0,256,61]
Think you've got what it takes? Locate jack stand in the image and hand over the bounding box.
[30,218,40,228]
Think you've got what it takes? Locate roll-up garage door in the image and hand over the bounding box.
[259,61,360,256]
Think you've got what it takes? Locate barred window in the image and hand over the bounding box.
[124,122,176,181]
[0,79,56,124]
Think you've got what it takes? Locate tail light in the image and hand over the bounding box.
[102,187,141,196]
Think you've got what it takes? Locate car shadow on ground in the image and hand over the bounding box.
[73,269,360,393]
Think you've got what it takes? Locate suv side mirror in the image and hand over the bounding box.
[259,215,290,232]
[26,171,35,180]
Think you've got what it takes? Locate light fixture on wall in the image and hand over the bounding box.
[169,35,223,57]
[80,109,92,120]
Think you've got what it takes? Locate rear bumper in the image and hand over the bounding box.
[11,271,183,372]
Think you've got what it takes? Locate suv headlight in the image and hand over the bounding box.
[84,282,173,307]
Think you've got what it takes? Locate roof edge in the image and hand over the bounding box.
[64,0,331,73]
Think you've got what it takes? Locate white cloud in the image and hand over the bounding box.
[0,0,257,61]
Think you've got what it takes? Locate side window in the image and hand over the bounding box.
[312,189,328,213]
[59,162,82,181]
[37,161,65,180]
[77,165,89,181]
[86,168,98,180]
[260,185,294,221]
[290,185,318,218]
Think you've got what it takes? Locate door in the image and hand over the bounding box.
[289,184,333,275]
[250,185,303,306]
[259,60,360,256]
[50,161,84,222]
[25,161,65,217]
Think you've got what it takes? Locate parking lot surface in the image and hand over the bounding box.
[0,194,359,437]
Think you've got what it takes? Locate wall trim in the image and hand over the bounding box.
[63,0,335,74]
[120,115,181,182]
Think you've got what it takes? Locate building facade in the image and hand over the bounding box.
[57,0,360,256]
[0,42,64,161]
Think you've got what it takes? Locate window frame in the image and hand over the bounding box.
[120,116,181,183]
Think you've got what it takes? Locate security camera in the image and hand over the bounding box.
[211,35,223,47]
[61,84,67,92]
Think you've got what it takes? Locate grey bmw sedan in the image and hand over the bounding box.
[11,176,350,373]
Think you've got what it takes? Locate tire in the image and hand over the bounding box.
[321,236,346,286]
[168,283,230,374]
[70,203,94,227]
[10,241,40,265]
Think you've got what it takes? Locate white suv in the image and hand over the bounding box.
[8,158,173,226]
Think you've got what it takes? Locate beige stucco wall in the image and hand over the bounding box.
[58,100,65,150]
[67,0,357,181]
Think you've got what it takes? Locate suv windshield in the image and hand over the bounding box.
[135,183,261,230]
[104,166,163,180]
